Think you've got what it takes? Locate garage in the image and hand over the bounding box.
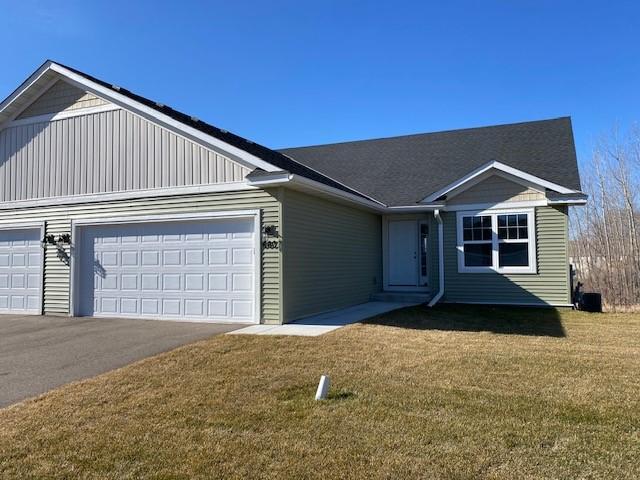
[74,214,259,324]
[0,227,43,314]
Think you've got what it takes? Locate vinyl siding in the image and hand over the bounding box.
[442,205,570,305]
[0,109,250,202]
[448,175,545,205]
[0,189,282,323]
[17,80,108,119]
[282,189,381,322]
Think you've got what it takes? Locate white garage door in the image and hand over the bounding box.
[0,228,42,314]
[77,218,257,323]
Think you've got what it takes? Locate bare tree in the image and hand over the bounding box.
[569,123,640,310]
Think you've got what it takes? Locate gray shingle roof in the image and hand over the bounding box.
[279,117,582,207]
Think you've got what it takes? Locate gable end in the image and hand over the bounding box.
[16,80,109,119]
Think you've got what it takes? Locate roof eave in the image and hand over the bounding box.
[420,160,581,204]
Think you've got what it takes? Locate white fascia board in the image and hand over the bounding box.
[547,197,587,206]
[420,160,578,203]
[385,204,444,213]
[46,63,280,173]
[247,173,444,213]
[444,199,549,211]
[288,175,385,211]
[245,172,292,186]
[0,61,53,116]
[8,104,121,127]
[0,182,255,211]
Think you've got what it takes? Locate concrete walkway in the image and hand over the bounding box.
[229,301,417,337]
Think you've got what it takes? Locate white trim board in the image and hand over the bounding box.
[0,182,256,211]
[421,160,579,203]
[7,104,121,127]
[444,199,548,211]
[70,209,262,324]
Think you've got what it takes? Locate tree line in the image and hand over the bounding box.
[570,123,640,310]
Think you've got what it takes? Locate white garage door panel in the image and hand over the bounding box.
[0,228,42,314]
[78,218,257,323]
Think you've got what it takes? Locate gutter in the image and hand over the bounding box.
[427,209,445,307]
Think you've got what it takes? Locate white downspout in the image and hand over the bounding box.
[428,209,445,307]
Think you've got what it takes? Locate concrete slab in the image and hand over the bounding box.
[229,301,416,337]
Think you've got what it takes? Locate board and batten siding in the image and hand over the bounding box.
[17,80,109,119]
[442,205,570,305]
[0,108,250,202]
[282,189,382,322]
[0,189,283,323]
[447,175,545,205]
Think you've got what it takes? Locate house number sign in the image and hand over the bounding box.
[263,240,279,250]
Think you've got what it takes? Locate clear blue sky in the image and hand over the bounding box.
[1,0,639,169]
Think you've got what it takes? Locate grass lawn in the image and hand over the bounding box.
[1,305,639,479]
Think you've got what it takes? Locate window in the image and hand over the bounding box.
[457,210,536,273]
[420,223,429,284]
[462,216,492,266]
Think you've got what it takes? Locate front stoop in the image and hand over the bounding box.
[370,291,432,303]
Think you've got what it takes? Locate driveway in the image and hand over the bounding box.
[0,315,242,408]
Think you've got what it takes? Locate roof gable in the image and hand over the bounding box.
[0,61,369,201]
[17,80,108,119]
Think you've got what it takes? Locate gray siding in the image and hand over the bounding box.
[448,175,545,205]
[0,109,250,202]
[0,189,282,323]
[442,205,570,305]
[282,189,382,322]
[17,80,108,119]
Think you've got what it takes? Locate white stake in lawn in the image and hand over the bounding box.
[315,375,330,400]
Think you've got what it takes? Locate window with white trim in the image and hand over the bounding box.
[457,209,536,274]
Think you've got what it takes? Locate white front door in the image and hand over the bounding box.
[388,220,418,286]
[77,218,257,323]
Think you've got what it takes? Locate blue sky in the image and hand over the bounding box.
[1,0,639,168]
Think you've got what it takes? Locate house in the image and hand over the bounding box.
[0,61,586,324]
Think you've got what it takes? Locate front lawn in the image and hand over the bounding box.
[1,306,639,479]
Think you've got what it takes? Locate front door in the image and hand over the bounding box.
[388,220,418,286]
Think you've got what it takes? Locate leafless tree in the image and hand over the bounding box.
[569,123,640,310]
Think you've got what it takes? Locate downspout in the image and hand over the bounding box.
[428,209,444,307]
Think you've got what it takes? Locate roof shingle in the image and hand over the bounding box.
[279,117,582,206]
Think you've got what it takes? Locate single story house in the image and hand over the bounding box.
[0,61,586,324]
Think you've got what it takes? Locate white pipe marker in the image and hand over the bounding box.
[315,375,330,400]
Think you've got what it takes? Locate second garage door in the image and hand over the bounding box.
[76,217,257,323]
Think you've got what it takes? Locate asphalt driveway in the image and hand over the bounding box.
[0,315,241,408]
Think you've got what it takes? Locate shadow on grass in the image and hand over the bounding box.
[327,390,356,401]
[363,304,567,337]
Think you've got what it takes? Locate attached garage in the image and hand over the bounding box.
[72,212,260,324]
[0,226,43,314]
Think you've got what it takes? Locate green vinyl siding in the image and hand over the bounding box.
[282,189,382,322]
[0,189,282,323]
[442,205,570,305]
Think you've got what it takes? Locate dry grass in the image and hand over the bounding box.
[1,305,639,479]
